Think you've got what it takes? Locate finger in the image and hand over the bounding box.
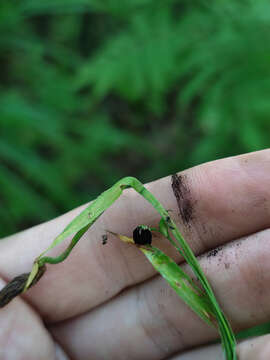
[169,343,223,360]
[55,343,71,360]
[167,335,270,360]
[1,150,270,322]
[0,278,57,360]
[51,229,270,360]
[236,334,270,359]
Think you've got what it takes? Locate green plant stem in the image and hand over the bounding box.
[38,224,91,266]
[31,177,236,359]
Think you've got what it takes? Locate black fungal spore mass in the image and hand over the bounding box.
[133,225,152,245]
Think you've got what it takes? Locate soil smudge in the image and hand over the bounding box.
[171,173,194,225]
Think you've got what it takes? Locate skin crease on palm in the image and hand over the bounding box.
[0,150,270,360]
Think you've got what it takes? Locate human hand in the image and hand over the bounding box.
[0,149,270,360]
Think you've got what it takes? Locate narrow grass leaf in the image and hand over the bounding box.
[140,245,215,326]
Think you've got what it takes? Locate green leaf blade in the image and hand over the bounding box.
[38,177,135,256]
[140,245,215,326]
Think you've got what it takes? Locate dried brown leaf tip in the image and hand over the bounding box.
[0,265,46,308]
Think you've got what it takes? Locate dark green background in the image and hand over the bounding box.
[1,0,270,238]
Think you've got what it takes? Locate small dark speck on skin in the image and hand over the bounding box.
[158,303,165,311]
[207,247,223,258]
[102,234,108,245]
[225,263,230,269]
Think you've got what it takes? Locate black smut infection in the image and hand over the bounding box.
[133,226,152,245]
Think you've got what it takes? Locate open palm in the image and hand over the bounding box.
[0,149,270,360]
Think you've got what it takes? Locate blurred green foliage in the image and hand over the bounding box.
[0,0,269,237]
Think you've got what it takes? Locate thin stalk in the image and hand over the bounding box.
[24,177,236,359]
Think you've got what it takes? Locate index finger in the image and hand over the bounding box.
[0,149,269,322]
